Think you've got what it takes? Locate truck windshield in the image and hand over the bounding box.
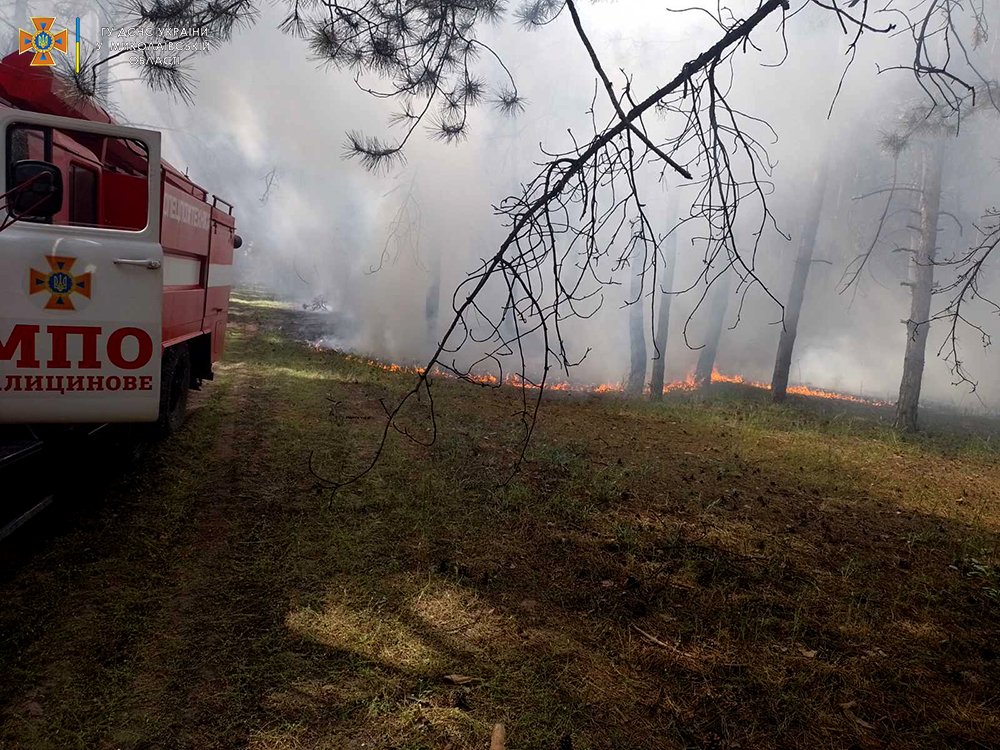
[6,123,149,231]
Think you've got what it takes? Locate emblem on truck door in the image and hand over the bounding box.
[29,256,91,310]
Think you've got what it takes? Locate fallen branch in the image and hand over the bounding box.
[490,722,506,750]
[632,623,679,651]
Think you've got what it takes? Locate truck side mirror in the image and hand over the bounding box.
[233,233,243,249]
[9,160,63,219]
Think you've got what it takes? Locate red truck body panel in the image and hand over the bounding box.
[0,52,236,362]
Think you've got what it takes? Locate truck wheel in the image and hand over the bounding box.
[157,344,191,437]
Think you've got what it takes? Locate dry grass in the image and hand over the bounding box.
[1,291,998,749]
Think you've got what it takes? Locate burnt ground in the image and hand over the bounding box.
[1,292,998,749]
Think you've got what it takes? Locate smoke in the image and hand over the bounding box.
[7,1,1000,410]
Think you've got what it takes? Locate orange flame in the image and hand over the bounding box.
[342,353,889,407]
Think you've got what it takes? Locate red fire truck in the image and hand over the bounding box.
[0,53,240,533]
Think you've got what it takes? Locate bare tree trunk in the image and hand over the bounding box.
[97,5,112,93]
[896,138,945,431]
[625,243,647,395]
[694,273,732,387]
[425,249,441,348]
[771,157,830,402]
[649,218,678,401]
[11,0,27,50]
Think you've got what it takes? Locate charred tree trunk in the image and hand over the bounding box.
[694,273,732,388]
[625,243,647,396]
[649,219,678,401]
[771,158,830,403]
[896,139,945,431]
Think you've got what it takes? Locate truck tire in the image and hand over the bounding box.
[157,344,191,437]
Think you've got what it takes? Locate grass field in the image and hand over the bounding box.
[2,293,999,749]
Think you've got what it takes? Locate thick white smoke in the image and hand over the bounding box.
[6,1,999,409]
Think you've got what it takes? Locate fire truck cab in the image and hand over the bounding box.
[0,53,238,437]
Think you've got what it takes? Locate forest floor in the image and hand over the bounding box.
[2,291,999,750]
